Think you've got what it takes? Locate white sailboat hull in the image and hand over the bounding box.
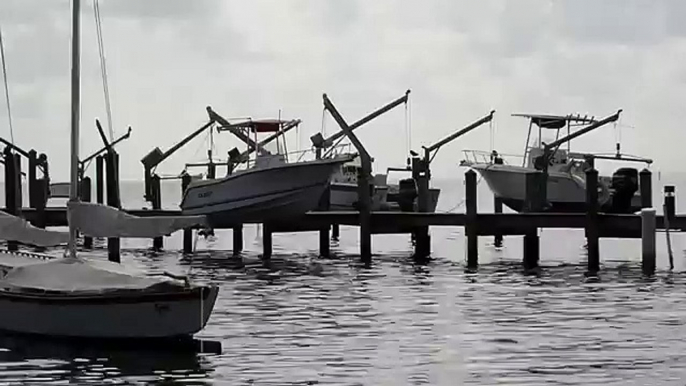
[181,158,348,227]
[0,285,218,339]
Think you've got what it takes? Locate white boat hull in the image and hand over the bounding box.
[468,163,641,213]
[180,158,348,227]
[0,285,218,339]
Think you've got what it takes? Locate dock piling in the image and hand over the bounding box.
[639,168,652,208]
[181,173,193,254]
[522,172,543,271]
[232,225,243,255]
[4,147,18,251]
[105,151,121,263]
[641,208,656,276]
[493,196,503,247]
[81,176,93,249]
[263,224,272,259]
[95,155,104,204]
[585,168,600,275]
[414,158,431,259]
[664,185,676,225]
[331,224,340,240]
[465,169,478,270]
[151,174,163,251]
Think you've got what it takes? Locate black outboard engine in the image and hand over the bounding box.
[607,167,639,213]
[397,178,418,212]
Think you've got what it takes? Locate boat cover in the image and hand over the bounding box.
[67,201,208,238]
[0,257,185,294]
[0,210,69,247]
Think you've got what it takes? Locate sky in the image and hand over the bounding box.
[0,0,685,182]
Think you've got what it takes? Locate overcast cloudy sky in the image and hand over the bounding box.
[0,0,684,181]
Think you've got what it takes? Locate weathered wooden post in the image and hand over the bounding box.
[522,172,543,271]
[641,208,656,276]
[465,169,478,270]
[181,173,193,254]
[664,185,676,225]
[263,224,272,259]
[14,153,22,210]
[585,168,600,275]
[232,225,243,255]
[28,150,38,211]
[493,196,503,247]
[639,168,652,208]
[34,153,48,230]
[105,151,121,263]
[95,155,104,204]
[151,174,163,251]
[319,185,331,257]
[4,147,18,251]
[81,176,93,249]
[414,157,431,259]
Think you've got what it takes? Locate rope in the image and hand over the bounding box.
[0,26,14,144]
[437,174,484,213]
[93,0,114,141]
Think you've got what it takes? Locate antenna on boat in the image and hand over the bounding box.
[0,25,14,145]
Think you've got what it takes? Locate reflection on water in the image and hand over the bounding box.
[0,180,684,384]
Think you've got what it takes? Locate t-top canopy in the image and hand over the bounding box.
[225,119,289,133]
[512,113,598,129]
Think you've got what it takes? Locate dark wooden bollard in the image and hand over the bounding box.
[14,153,22,210]
[105,151,121,263]
[585,168,600,275]
[232,225,243,255]
[28,150,38,211]
[331,223,340,240]
[465,169,478,270]
[4,148,18,251]
[641,208,656,276]
[181,174,193,254]
[493,196,503,247]
[319,185,331,258]
[639,168,652,208]
[151,174,163,251]
[81,177,93,249]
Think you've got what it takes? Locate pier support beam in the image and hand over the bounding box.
[331,224,340,240]
[105,151,121,263]
[81,176,93,249]
[664,185,676,225]
[493,196,503,247]
[96,155,104,204]
[585,168,600,275]
[414,158,431,260]
[181,173,193,254]
[465,169,478,271]
[641,208,656,276]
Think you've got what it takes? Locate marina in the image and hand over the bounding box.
[1,0,686,384]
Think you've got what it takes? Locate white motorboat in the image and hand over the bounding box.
[181,118,353,226]
[460,111,652,213]
[329,155,390,210]
[0,0,219,341]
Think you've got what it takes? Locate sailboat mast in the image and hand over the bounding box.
[68,0,81,258]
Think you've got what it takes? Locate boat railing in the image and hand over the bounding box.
[460,149,524,166]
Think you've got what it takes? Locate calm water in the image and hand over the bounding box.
[0,176,685,385]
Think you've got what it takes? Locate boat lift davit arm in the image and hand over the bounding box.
[538,109,623,171]
[422,110,495,166]
[81,119,132,167]
[141,119,215,202]
[312,89,411,158]
[209,106,262,154]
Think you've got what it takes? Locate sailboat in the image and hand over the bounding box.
[0,0,219,340]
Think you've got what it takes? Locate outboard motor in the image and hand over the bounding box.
[397,178,418,212]
[607,167,639,213]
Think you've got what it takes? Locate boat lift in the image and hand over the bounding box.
[311,89,411,159]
